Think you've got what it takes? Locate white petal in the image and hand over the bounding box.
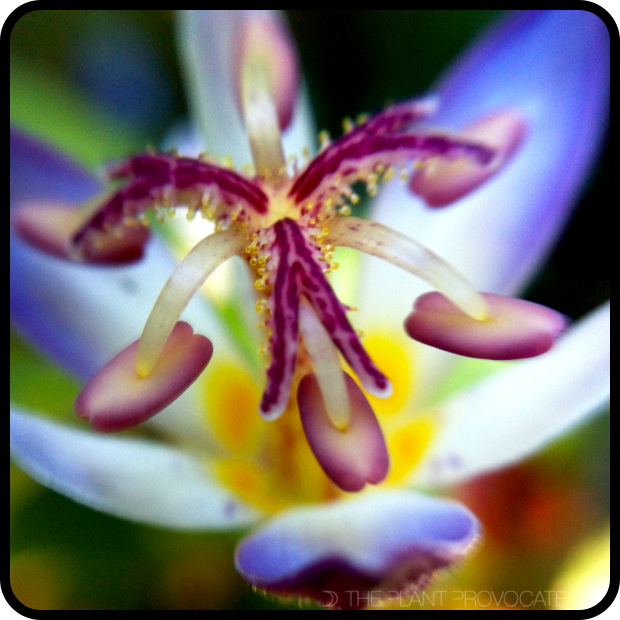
[10,408,261,529]
[176,10,315,165]
[412,302,610,486]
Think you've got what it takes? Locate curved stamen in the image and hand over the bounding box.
[135,228,247,377]
[324,217,488,320]
[299,297,350,430]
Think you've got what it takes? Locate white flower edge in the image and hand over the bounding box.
[10,407,262,529]
[412,301,610,486]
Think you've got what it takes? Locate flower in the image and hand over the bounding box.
[10,10,609,610]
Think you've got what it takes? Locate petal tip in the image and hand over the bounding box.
[405,292,568,360]
[235,491,479,609]
[298,372,389,492]
[410,110,528,208]
[235,13,300,131]
[75,322,213,432]
[14,201,149,264]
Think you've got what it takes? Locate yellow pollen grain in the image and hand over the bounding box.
[318,130,330,149]
[383,166,395,182]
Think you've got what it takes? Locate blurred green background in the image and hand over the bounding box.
[10,10,609,610]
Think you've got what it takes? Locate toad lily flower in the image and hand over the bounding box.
[10,10,609,610]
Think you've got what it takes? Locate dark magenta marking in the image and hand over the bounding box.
[260,218,388,417]
[73,153,268,247]
[287,101,431,202]
[290,131,495,205]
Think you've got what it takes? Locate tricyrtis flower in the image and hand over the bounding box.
[12,16,563,488]
[10,10,609,610]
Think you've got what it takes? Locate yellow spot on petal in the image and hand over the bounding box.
[386,417,434,483]
[216,460,289,514]
[205,364,261,454]
[215,403,341,514]
[360,333,414,417]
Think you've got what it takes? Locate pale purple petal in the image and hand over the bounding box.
[10,408,260,528]
[362,10,609,326]
[412,301,610,486]
[235,490,478,610]
[10,128,99,208]
[176,10,316,166]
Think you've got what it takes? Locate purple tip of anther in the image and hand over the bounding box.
[234,13,300,130]
[297,372,389,493]
[404,292,568,360]
[14,201,149,264]
[75,322,213,432]
[410,110,528,207]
